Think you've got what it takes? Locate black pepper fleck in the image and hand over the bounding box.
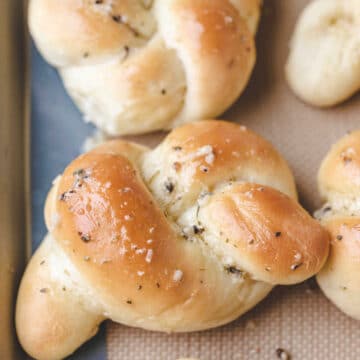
[112,15,122,23]
[78,232,91,242]
[336,235,343,241]
[291,263,303,271]
[73,169,86,177]
[164,180,174,193]
[276,348,291,360]
[39,288,48,294]
[193,225,205,235]
[126,300,133,304]
[225,266,243,276]
[59,192,67,201]
[275,231,282,237]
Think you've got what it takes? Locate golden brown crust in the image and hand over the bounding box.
[158,0,256,127]
[29,0,261,135]
[318,131,360,200]
[316,131,360,320]
[17,121,329,359]
[202,183,329,285]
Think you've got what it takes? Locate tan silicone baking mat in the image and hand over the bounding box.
[107,1,360,359]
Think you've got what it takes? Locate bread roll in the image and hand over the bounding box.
[29,0,262,135]
[286,0,360,107]
[316,131,360,319]
[16,121,329,359]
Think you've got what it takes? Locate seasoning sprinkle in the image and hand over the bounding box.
[138,285,142,290]
[336,235,343,241]
[193,225,205,235]
[126,299,133,305]
[164,180,174,193]
[291,263,303,271]
[145,249,153,263]
[39,288,48,294]
[276,348,291,360]
[73,169,86,177]
[112,15,122,23]
[275,231,282,237]
[173,269,183,282]
[225,266,243,276]
[40,260,46,265]
[123,45,130,60]
[78,232,91,243]
[173,146,182,151]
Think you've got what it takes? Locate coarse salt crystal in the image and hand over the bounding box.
[205,152,215,165]
[173,269,183,282]
[145,249,153,263]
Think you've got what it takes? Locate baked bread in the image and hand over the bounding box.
[29,0,262,135]
[16,121,329,359]
[286,0,360,107]
[316,131,360,319]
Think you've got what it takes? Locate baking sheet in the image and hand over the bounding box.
[29,0,360,359]
[0,1,29,359]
